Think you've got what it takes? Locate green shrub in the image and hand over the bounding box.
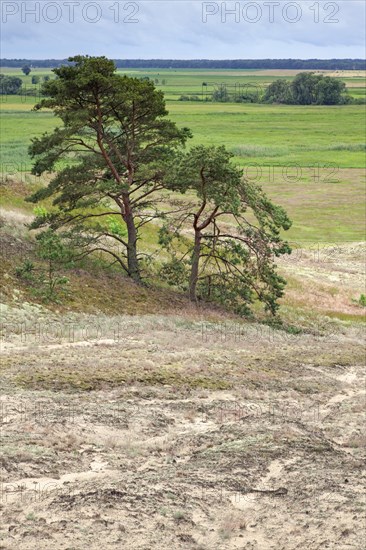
[15,230,72,304]
[353,294,366,307]
[15,260,35,281]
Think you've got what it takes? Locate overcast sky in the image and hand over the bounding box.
[1,0,365,59]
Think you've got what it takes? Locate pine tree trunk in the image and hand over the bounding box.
[123,195,141,284]
[126,221,140,283]
[189,231,201,301]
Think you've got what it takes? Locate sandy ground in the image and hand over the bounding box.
[0,304,365,549]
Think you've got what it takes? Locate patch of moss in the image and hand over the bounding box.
[14,365,232,392]
[324,311,365,323]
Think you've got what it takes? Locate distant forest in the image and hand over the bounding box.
[1,59,365,70]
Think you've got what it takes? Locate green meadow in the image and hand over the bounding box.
[3,66,365,100]
[1,68,365,242]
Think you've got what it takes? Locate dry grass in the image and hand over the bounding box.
[345,435,366,449]
[219,511,248,539]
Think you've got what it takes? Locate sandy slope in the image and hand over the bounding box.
[0,306,365,550]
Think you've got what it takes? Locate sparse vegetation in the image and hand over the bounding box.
[352,293,366,307]
[172,509,187,521]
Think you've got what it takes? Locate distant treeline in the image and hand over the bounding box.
[1,59,365,70]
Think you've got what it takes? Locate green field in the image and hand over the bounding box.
[1,68,365,242]
[3,66,365,100]
[1,96,365,169]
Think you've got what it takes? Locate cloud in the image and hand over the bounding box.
[1,0,365,59]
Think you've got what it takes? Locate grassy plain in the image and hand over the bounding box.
[1,68,365,242]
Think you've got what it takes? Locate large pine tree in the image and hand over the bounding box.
[28,55,190,283]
